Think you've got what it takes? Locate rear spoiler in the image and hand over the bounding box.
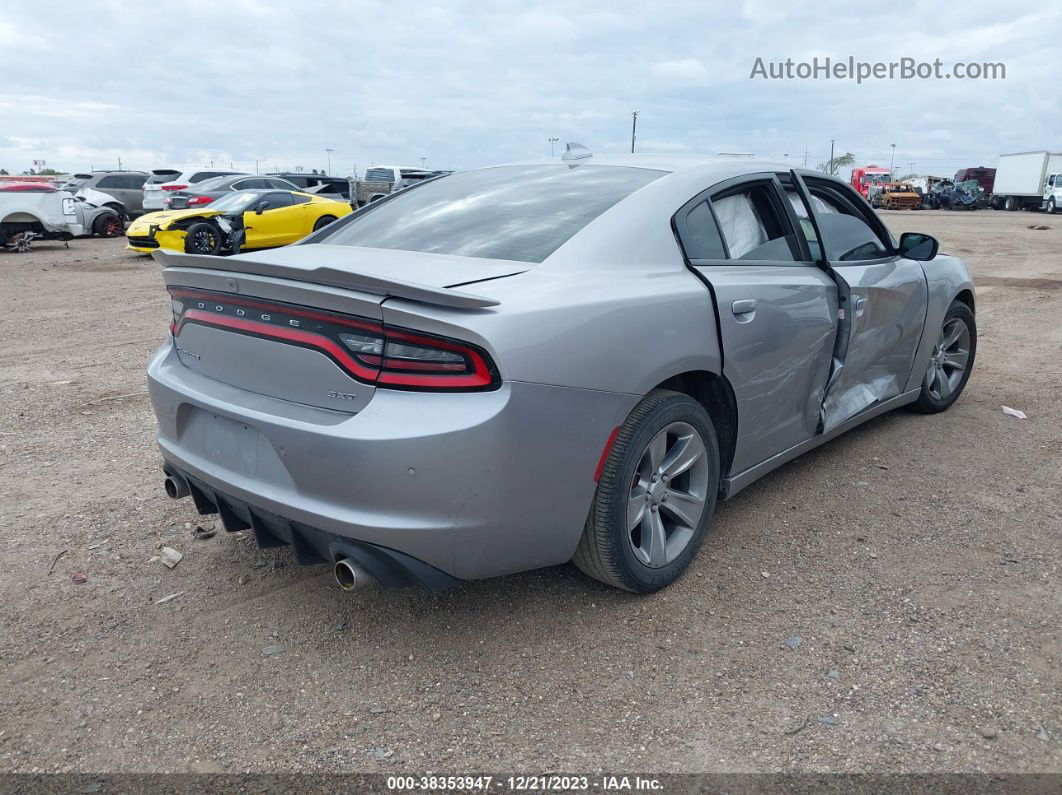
[151,250,501,309]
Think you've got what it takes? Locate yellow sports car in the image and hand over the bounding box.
[126,190,353,254]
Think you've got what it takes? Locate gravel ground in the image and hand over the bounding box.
[0,210,1059,775]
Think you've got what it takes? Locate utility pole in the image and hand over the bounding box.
[548,137,558,157]
[255,159,259,174]
[803,148,808,167]
[419,157,426,169]
[828,139,835,175]
[889,143,896,176]
[630,111,639,154]
[326,148,334,175]
[117,156,122,170]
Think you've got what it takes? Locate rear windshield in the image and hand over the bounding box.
[321,165,665,263]
[147,172,179,184]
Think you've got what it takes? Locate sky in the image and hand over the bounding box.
[1,0,1058,178]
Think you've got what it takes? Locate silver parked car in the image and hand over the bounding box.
[147,152,976,594]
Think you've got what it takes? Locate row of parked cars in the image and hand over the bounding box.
[2,165,437,252]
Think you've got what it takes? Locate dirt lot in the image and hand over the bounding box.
[0,210,1059,775]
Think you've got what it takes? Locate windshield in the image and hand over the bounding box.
[204,191,262,213]
[320,165,665,263]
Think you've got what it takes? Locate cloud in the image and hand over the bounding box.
[0,0,1057,177]
[651,58,710,85]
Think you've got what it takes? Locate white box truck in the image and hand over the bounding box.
[992,150,1062,213]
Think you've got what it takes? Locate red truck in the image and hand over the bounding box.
[850,165,891,199]
[954,167,996,194]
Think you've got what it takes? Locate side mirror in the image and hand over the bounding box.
[254,200,270,214]
[898,232,938,261]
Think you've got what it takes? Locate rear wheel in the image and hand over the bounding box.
[313,214,337,231]
[573,390,720,593]
[184,222,222,255]
[911,301,976,414]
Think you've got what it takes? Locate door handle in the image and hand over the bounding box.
[731,299,757,316]
[854,296,867,311]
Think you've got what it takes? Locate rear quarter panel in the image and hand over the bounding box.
[381,264,722,396]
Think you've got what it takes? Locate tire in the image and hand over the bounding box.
[911,301,977,414]
[1005,196,1019,212]
[183,222,222,255]
[313,214,337,231]
[1048,198,1057,215]
[94,212,123,238]
[573,390,720,593]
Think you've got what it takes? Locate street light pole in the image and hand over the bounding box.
[889,143,896,177]
[631,111,639,154]
[326,148,334,175]
[548,137,558,157]
[828,139,835,175]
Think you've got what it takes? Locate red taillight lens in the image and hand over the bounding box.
[186,196,213,206]
[162,184,187,191]
[168,288,499,392]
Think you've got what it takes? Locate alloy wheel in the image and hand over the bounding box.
[189,227,218,253]
[626,421,710,568]
[924,317,971,401]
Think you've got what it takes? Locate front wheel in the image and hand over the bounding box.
[1048,198,1057,215]
[184,222,222,255]
[573,390,720,593]
[911,301,976,414]
[94,212,123,238]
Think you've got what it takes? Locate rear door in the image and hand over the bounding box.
[787,176,927,430]
[676,174,837,474]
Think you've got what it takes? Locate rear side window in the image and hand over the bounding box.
[320,165,665,263]
[711,184,795,261]
[681,201,727,260]
[95,175,121,188]
[120,174,147,189]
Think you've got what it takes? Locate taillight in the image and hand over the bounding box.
[186,196,213,206]
[168,288,499,392]
[162,184,187,191]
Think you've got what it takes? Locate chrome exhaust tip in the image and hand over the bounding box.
[164,473,189,499]
[334,558,373,591]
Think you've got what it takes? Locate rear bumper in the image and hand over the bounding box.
[147,343,638,581]
[164,464,461,591]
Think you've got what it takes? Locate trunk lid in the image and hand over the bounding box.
[158,246,518,411]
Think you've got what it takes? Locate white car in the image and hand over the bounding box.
[142,168,248,212]
[1,183,84,251]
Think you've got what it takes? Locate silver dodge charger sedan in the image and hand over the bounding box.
[148,149,975,593]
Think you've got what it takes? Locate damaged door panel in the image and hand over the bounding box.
[676,174,836,473]
[786,173,927,431]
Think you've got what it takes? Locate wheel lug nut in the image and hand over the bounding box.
[651,475,658,482]
[650,505,658,512]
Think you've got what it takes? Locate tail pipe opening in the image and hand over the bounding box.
[334,558,375,591]
[164,472,190,499]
